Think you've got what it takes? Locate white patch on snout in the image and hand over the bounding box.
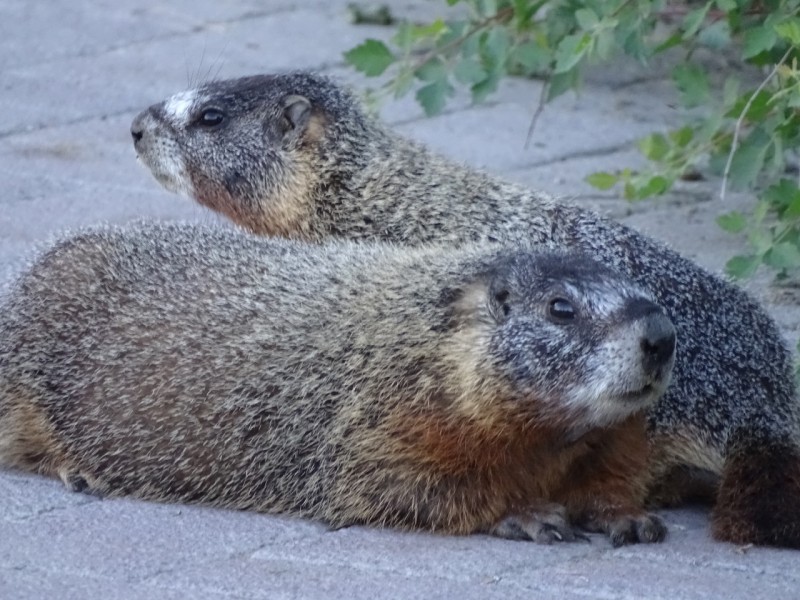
[562,316,675,429]
[154,152,195,198]
[136,136,196,199]
[164,90,197,127]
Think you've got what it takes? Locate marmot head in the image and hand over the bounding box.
[450,250,676,430]
[130,72,364,235]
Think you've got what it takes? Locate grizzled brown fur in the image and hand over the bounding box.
[131,72,800,547]
[0,222,675,545]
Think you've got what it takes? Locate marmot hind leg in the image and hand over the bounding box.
[0,385,99,497]
[711,433,800,548]
[57,468,105,498]
[0,387,63,476]
[645,429,722,507]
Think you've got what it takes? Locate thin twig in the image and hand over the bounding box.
[521,0,634,149]
[720,46,792,201]
[410,7,515,73]
[524,78,550,148]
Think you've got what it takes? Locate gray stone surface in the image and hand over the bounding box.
[1,1,799,598]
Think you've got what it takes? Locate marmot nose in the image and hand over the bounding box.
[131,125,143,143]
[624,297,676,374]
[130,109,150,145]
[640,313,676,373]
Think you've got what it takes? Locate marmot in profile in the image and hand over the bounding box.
[0,222,676,546]
[131,72,800,548]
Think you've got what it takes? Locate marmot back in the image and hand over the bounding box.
[131,72,800,548]
[0,222,675,546]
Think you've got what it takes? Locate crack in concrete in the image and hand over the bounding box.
[240,536,559,585]
[608,547,800,582]
[0,60,350,141]
[0,563,255,599]
[0,107,142,140]
[390,99,504,127]
[2,4,311,72]
[8,496,100,523]
[506,141,636,171]
[595,73,671,90]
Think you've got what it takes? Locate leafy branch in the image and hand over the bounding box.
[345,0,800,281]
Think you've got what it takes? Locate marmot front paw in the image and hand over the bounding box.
[491,504,589,544]
[584,511,667,547]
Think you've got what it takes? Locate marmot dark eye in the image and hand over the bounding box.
[548,298,575,321]
[196,108,225,128]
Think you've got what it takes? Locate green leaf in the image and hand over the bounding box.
[634,175,670,199]
[547,68,580,101]
[623,181,636,200]
[653,32,683,54]
[391,69,415,98]
[553,33,591,74]
[415,58,447,82]
[585,172,619,190]
[728,138,769,189]
[461,26,482,58]
[471,72,501,104]
[698,19,731,49]
[672,64,710,107]
[512,41,550,72]
[764,242,800,270]
[682,3,711,39]
[344,39,395,77]
[722,77,740,108]
[697,106,723,143]
[392,23,414,50]
[513,0,530,21]
[775,18,800,45]
[438,20,466,46]
[513,0,547,26]
[785,196,800,219]
[716,211,747,233]
[725,255,760,279]
[761,180,799,209]
[594,29,615,61]
[393,20,448,48]
[749,228,773,256]
[416,80,453,116]
[753,199,770,224]
[575,8,599,30]
[765,133,785,179]
[477,0,498,18]
[415,19,448,40]
[453,58,487,84]
[715,0,736,10]
[726,90,772,121]
[484,26,512,68]
[669,126,694,148]
[639,133,670,161]
[743,25,778,59]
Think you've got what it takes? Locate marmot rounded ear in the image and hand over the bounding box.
[485,264,517,323]
[281,94,312,134]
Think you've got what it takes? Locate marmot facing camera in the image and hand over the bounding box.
[0,222,673,546]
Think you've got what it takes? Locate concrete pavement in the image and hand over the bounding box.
[1,1,799,598]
